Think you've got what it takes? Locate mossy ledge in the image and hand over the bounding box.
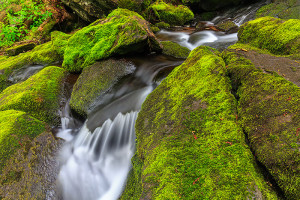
[223,51,300,199]
[62,8,162,73]
[238,17,300,55]
[121,46,277,199]
[0,110,46,172]
[70,59,136,117]
[0,66,66,125]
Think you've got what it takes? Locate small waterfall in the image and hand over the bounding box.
[57,112,138,200]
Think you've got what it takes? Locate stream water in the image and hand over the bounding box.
[55,2,266,199]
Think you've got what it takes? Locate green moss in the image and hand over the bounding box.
[5,43,36,56]
[147,0,194,26]
[123,46,277,199]
[256,0,300,19]
[63,8,162,73]
[161,41,190,59]
[238,17,300,55]
[70,59,135,116]
[0,110,46,171]
[118,0,142,12]
[216,20,238,32]
[223,51,300,199]
[150,25,160,33]
[0,66,66,125]
[155,21,170,29]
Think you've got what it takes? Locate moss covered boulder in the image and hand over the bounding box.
[62,8,162,72]
[0,131,63,200]
[70,59,135,116]
[216,20,239,33]
[238,17,300,55]
[256,0,300,19]
[0,110,46,171]
[147,1,194,26]
[161,41,190,59]
[121,46,277,199]
[5,43,36,56]
[0,31,69,92]
[0,66,66,125]
[223,51,300,199]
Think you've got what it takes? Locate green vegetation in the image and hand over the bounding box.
[0,110,46,171]
[238,17,300,55]
[70,59,135,116]
[223,51,300,199]
[155,21,170,29]
[161,41,190,59]
[256,0,300,19]
[147,0,194,26]
[0,66,66,125]
[63,8,162,72]
[0,0,52,47]
[122,46,277,199]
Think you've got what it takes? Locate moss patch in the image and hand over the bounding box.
[70,59,135,116]
[256,0,300,19]
[122,46,278,199]
[62,8,162,73]
[0,66,66,125]
[161,41,190,59]
[0,110,46,171]
[146,0,194,26]
[238,17,300,55]
[223,51,300,199]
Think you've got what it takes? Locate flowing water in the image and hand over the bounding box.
[55,2,267,199]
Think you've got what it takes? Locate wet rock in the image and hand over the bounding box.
[70,59,136,117]
[5,43,36,56]
[121,46,278,199]
[223,51,300,199]
[183,0,253,11]
[62,8,162,72]
[161,41,191,59]
[216,20,239,33]
[0,66,66,125]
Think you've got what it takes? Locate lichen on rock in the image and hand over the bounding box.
[0,66,66,125]
[62,8,162,73]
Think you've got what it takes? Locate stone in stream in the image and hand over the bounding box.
[121,46,278,199]
[145,1,194,26]
[223,51,300,199]
[62,8,162,73]
[161,41,191,59]
[216,20,239,34]
[0,66,66,126]
[70,59,136,117]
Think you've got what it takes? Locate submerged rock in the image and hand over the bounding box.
[161,41,191,59]
[0,66,66,125]
[146,1,194,26]
[70,59,136,117]
[238,17,300,55]
[121,46,278,199]
[223,51,300,199]
[0,110,46,171]
[62,8,162,72]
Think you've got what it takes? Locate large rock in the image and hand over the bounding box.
[223,51,300,199]
[238,17,300,55]
[146,1,194,26]
[0,66,66,125]
[161,41,191,59]
[70,59,135,116]
[121,46,277,199]
[0,110,46,171]
[62,8,162,72]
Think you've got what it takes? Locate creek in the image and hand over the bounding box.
[55,2,266,199]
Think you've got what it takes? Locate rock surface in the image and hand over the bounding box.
[62,8,162,72]
[161,41,191,59]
